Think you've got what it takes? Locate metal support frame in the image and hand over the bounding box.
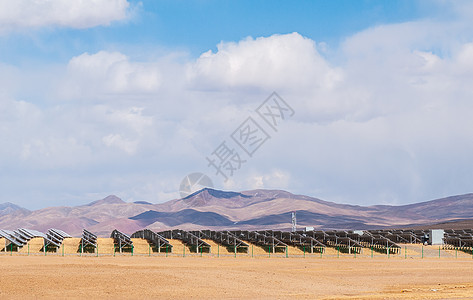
[81,229,97,254]
[131,229,172,253]
[110,229,133,253]
[230,230,288,253]
[191,230,249,253]
[159,229,210,253]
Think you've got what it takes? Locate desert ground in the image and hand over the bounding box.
[1,253,473,299]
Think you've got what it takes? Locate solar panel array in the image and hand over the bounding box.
[0,228,66,251]
[131,229,172,252]
[190,230,249,252]
[0,229,25,248]
[1,227,473,256]
[159,229,211,252]
[443,229,473,248]
[230,230,288,252]
[265,230,325,253]
[303,230,364,252]
[81,229,97,253]
[110,229,133,252]
[45,228,71,248]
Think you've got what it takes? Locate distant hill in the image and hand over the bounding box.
[0,202,30,216]
[1,188,473,236]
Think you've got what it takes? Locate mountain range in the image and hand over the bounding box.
[1,188,473,237]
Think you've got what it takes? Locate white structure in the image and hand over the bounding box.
[429,229,445,245]
[291,211,297,232]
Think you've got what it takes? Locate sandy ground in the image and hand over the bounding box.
[0,255,472,299]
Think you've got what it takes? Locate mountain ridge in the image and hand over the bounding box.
[1,188,472,236]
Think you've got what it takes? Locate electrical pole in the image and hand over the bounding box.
[291,211,297,232]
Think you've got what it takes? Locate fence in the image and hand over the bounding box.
[1,242,473,259]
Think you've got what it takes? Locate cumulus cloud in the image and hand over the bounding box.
[4,9,473,208]
[63,51,161,99]
[188,32,342,92]
[0,0,131,32]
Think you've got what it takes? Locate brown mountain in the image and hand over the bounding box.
[0,195,151,236]
[1,189,472,236]
[139,189,473,231]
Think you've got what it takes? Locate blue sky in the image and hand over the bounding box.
[1,0,473,209]
[1,0,426,64]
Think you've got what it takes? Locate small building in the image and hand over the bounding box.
[429,229,445,245]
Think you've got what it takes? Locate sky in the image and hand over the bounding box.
[1,0,473,209]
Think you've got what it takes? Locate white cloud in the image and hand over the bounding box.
[102,133,137,154]
[63,51,161,98]
[187,32,342,92]
[246,170,291,190]
[4,6,473,208]
[0,0,132,32]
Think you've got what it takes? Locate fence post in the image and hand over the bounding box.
[183,246,185,257]
[405,246,407,259]
[269,246,271,258]
[234,246,236,258]
[337,246,339,258]
[320,246,322,258]
[251,245,253,258]
[62,243,64,257]
[422,245,424,259]
[286,246,288,258]
[28,243,30,256]
[371,246,373,258]
[303,246,305,258]
[387,246,390,259]
[166,245,168,257]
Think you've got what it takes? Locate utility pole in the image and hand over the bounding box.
[291,211,297,232]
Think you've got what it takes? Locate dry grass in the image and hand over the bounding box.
[62,238,81,254]
[130,238,150,254]
[17,237,44,253]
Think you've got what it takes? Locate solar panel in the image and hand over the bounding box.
[131,229,172,253]
[159,229,210,253]
[272,230,325,251]
[443,230,473,248]
[80,229,97,253]
[45,228,72,248]
[229,230,287,253]
[110,229,133,253]
[18,228,46,239]
[191,230,249,252]
[0,229,23,247]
